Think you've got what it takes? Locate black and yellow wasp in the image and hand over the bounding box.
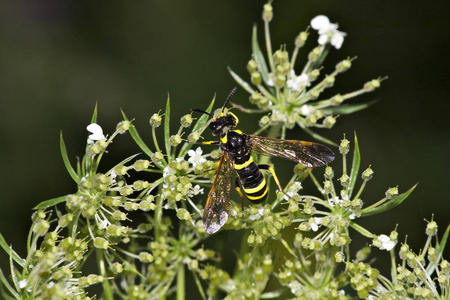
[192,88,335,234]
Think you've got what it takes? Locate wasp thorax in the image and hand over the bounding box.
[209,110,239,136]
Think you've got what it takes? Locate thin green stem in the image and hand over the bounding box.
[264,20,275,72]
[96,249,113,300]
[177,263,185,300]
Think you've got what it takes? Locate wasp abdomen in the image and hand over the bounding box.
[234,154,268,204]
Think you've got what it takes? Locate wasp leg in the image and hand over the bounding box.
[198,141,220,146]
[258,164,293,201]
[235,177,245,218]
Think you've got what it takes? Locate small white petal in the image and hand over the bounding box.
[331,32,345,49]
[318,34,329,45]
[311,15,330,30]
[18,279,28,289]
[87,123,105,141]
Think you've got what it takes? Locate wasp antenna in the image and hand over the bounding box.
[190,108,212,117]
[221,87,237,111]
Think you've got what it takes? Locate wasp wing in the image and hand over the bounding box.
[249,135,335,167]
[203,151,234,234]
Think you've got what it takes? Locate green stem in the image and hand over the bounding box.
[96,249,113,300]
[177,263,185,300]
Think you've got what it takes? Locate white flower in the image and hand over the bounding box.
[18,279,28,289]
[300,104,313,116]
[310,217,322,232]
[375,234,396,251]
[87,123,105,144]
[188,147,207,167]
[190,185,204,196]
[287,74,311,92]
[311,15,346,49]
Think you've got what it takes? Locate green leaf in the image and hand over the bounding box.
[361,183,418,217]
[322,100,377,115]
[228,67,256,95]
[164,96,171,159]
[348,134,361,197]
[0,268,19,299]
[349,221,374,238]
[60,132,79,184]
[121,110,154,158]
[33,195,67,210]
[178,96,216,158]
[252,25,270,84]
[106,153,141,176]
[298,123,338,147]
[90,103,98,124]
[0,234,25,268]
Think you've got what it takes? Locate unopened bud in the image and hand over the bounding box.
[295,31,308,48]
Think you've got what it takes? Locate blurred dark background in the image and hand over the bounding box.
[0,0,449,282]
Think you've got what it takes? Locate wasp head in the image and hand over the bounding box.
[209,109,239,136]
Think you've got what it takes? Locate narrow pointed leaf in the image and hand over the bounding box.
[90,103,98,124]
[298,123,338,147]
[106,153,141,176]
[252,25,270,84]
[436,225,450,257]
[348,134,360,197]
[60,132,79,183]
[34,195,67,210]
[361,183,418,217]
[9,250,19,291]
[0,234,25,268]
[228,67,256,95]
[322,100,377,115]
[349,221,374,238]
[121,110,154,158]
[178,97,215,158]
[0,269,19,299]
[164,96,171,158]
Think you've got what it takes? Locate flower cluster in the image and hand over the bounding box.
[230,2,384,144]
[0,2,448,300]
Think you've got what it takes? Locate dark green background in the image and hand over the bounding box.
[1,0,449,279]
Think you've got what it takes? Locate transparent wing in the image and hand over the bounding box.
[203,151,234,234]
[249,135,335,167]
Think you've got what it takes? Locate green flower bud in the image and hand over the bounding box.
[426,221,438,236]
[323,180,333,194]
[169,134,182,147]
[324,75,335,87]
[180,114,193,128]
[262,2,273,22]
[116,121,131,134]
[339,137,350,154]
[323,115,337,128]
[308,89,320,100]
[151,151,164,163]
[385,187,398,199]
[339,174,349,187]
[335,251,345,262]
[124,202,139,211]
[309,69,320,82]
[251,71,262,85]
[250,92,261,104]
[324,166,334,179]
[177,208,191,220]
[93,237,109,249]
[364,78,381,92]
[273,49,288,65]
[113,211,127,221]
[247,233,255,246]
[362,166,374,181]
[308,46,322,62]
[133,180,150,190]
[134,159,151,171]
[295,31,308,48]
[274,74,286,88]
[33,220,50,236]
[188,132,201,143]
[150,113,162,127]
[247,59,258,73]
[356,246,371,261]
[139,252,154,263]
[258,96,269,108]
[336,58,352,73]
[259,115,270,127]
[331,94,344,106]
[58,213,73,228]
[111,262,123,274]
[120,187,134,196]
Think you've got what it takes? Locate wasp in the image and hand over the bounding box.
[192,88,335,234]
